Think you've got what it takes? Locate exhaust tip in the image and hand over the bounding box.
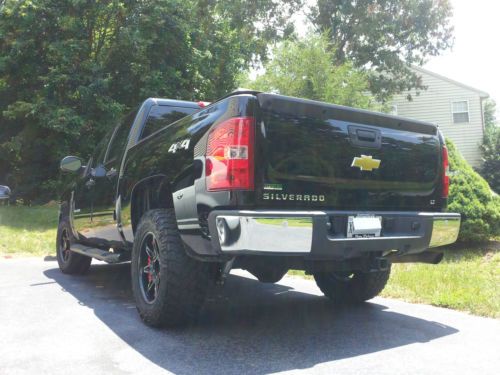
[216,217,228,245]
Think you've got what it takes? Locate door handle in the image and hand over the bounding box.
[348,125,382,149]
[106,168,117,178]
[85,179,95,188]
[356,129,376,142]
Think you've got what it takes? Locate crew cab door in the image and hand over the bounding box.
[71,137,109,241]
[87,111,137,248]
[71,161,94,239]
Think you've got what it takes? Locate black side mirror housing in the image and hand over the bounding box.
[60,156,83,173]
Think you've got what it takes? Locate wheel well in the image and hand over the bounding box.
[130,177,173,233]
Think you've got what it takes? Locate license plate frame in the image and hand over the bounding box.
[347,215,382,238]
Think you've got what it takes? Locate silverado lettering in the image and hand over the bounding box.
[263,193,325,202]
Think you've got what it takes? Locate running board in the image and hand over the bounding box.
[70,244,128,264]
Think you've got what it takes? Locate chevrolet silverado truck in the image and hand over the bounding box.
[57,90,460,327]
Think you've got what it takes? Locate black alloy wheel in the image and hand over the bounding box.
[138,232,161,304]
[56,218,92,275]
[59,228,72,263]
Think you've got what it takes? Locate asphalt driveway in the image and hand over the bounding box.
[0,257,499,374]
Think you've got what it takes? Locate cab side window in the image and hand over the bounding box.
[140,105,196,140]
[105,110,138,167]
[92,136,111,167]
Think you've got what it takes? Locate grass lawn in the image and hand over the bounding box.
[1,205,499,318]
[289,243,500,318]
[0,205,59,257]
[381,244,499,318]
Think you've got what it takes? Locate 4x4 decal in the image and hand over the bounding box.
[168,139,190,153]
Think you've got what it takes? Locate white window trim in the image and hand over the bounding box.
[451,100,470,124]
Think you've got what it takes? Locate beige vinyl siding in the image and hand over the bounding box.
[392,69,485,167]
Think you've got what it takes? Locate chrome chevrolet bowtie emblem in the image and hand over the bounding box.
[351,155,381,171]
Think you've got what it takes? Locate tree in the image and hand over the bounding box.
[1,0,124,202]
[189,0,303,98]
[309,0,454,100]
[241,33,376,109]
[0,0,302,202]
[480,99,499,193]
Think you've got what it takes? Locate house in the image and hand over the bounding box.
[391,66,489,167]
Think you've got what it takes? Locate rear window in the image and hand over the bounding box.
[141,105,196,140]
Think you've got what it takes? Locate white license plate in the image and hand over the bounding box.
[347,215,382,238]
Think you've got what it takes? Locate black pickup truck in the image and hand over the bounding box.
[57,90,460,327]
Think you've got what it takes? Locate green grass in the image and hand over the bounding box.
[1,206,499,318]
[289,243,500,318]
[381,244,500,318]
[0,205,59,257]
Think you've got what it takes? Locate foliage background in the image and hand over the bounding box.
[240,33,377,110]
[310,0,454,101]
[0,0,302,202]
[0,0,458,205]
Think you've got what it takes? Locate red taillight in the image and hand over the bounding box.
[206,117,255,191]
[442,146,450,198]
[197,101,211,108]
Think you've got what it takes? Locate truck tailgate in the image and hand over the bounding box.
[255,94,442,211]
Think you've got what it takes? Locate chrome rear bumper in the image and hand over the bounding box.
[428,215,461,248]
[208,210,461,258]
[215,212,317,253]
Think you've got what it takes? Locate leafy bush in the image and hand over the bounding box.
[446,140,500,242]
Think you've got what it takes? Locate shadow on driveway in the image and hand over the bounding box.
[44,263,458,374]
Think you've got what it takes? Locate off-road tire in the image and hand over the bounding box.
[131,209,214,328]
[314,266,391,305]
[56,218,92,275]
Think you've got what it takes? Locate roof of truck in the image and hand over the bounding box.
[219,89,438,130]
[147,97,201,108]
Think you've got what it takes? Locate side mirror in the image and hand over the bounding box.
[60,156,83,173]
[0,185,11,200]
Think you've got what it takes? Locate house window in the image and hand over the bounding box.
[452,101,469,123]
